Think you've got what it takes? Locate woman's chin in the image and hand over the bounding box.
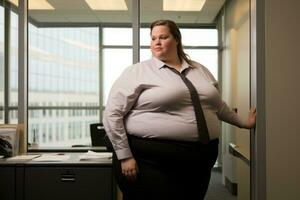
[153,54,166,61]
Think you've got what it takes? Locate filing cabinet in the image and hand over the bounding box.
[0,166,15,200]
[0,153,116,200]
[24,166,112,200]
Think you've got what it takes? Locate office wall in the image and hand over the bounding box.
[265,0,300,199]
[221,0,250,193]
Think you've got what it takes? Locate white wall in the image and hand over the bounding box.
[221,0,250,193]
[265,0,300,199]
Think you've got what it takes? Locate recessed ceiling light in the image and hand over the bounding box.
[163,0,206,11]
[85,0,128,10]
[9,0,54,10]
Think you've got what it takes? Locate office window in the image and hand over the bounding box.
[140,28,219,79]
[185,49,218,79]
[140,0,219,80]
[25,0,133,148]
[8,10,18,124]
[103,28,132,46]
[103,48,133,105]
[4,0,219,149]
[102,28,133,106]
[28,26,100,147]
[0,6,4,123]
[181,29,218,46]
[9,10,18,108]
[0,2,19,124]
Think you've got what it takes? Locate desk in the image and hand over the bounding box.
[0,153,116,200]
[28,146,107,153]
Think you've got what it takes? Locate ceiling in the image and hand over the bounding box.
[26,0,226,25]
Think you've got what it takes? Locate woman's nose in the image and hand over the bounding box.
[154,38,161,45]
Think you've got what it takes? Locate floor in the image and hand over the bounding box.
[205,168,237,200]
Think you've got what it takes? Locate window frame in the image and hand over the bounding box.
[0,1,220,151]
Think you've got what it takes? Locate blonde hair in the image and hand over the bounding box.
[150,19,192,65]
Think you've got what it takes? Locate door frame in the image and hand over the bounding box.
[250,0,266,200]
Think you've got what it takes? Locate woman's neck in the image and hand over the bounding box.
[163,56,182,71]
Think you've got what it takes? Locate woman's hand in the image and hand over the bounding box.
[121,157,139,181]
[247,107,257,129]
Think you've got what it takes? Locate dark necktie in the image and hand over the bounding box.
[166,65,210,144]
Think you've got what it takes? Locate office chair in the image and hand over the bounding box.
[90,123,113,152]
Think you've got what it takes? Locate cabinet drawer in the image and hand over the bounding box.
[24,167,112,200]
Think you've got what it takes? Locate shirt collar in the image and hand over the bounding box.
[151,56,194,71]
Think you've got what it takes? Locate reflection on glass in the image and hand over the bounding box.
[28,27,99,95]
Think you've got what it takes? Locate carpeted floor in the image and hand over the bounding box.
[205,168,237,200]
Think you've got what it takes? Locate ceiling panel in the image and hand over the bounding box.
[27,0,225,25]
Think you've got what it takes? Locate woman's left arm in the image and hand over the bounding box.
[200,64,257,129]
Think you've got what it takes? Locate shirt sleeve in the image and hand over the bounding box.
[216,101,248,128]
[103,65,142,160]
[199,63,248,128]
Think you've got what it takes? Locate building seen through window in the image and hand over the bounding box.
[27,26,100,147]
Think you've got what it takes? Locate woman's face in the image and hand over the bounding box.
[150,25,178,61]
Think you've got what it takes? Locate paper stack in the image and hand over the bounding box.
[79,150,112,161]
[33,154,70,162]
[7,154,40,161]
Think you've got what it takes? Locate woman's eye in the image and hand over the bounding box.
[160,36,168,40]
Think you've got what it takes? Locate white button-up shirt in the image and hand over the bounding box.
[103,57,247,160]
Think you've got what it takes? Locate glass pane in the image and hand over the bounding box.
[185,49,218,80]
[181,29,218,46]
[140,48,152,62]
[26,0,135,148]
[9,11,18,107]
[103,28,132,46]
[103,48,132,106]
[142,27,218,47]
[28,26,100,148]
[8,110,18,124]
[140,28,151,46]
[28,109,99,147]
[0,6,3,123]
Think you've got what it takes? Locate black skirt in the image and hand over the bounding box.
[113,135,219,200]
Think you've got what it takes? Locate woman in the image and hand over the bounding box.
[103,19,256,200]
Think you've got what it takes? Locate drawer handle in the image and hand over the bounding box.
[61,174,75,182]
